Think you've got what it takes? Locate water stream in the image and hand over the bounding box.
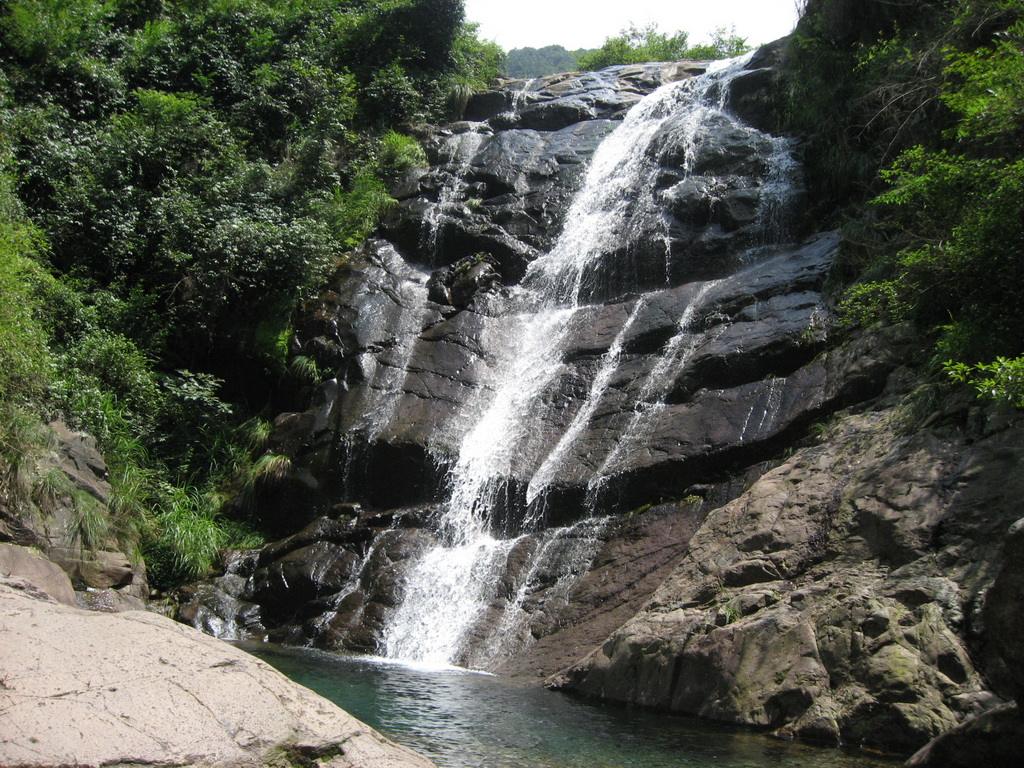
[247,643,897,768]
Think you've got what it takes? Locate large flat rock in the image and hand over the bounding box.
[0,584,434,768]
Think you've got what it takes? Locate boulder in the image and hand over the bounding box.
[981,517,1024,701]
[49,547,135,589]
[0,583,434,768]
[0,543,75,606]
[906,703,1024,768]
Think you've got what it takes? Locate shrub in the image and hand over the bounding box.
[314,170,395,249]
[377,130,427,179]
[944,357,1024,409]
[578,24,749,71]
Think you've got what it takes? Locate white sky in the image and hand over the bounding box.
[464,0,802,51]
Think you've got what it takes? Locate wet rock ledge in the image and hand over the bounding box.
[0,575,434,768]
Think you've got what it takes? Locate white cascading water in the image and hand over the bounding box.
[470,516,610,667]
[588,278,725,493]
[356,253,432,442]
[525,299,646,505]
[422,130,488,258]
[739,375,787,444]
[384,55,798,667]
[509,77,536,117]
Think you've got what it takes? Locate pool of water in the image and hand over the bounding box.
[241,643,897,768]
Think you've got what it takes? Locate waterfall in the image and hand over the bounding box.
[382,56,799,667]
[589,278,725,492]
[471,516,610,667]
[422,130,488,258]
[525,299,645,505]
[508,77,537,117]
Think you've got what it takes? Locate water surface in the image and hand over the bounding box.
[243,643,897,768]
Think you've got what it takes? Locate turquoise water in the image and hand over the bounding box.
[242,643,897,768]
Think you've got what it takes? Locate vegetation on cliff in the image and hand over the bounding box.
[0,0,500,587]
[785,0,1024,407]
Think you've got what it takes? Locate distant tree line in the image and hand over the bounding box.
[503,25,751,78]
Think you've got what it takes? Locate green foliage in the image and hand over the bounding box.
[719,598,742,625]
[248,453,293,487]
[942,17,1024,147]
[449,23,504,91]
[683,27,751,61]
[866,3,1024,359]
[152,484,227,581]
[377,130,427,179]
[314,170,395,249]
[837,280,910,328]
[361,60,420,123]
[578,24,691,70]
[1,0,491,588]
[781,0,951,211]
[2,0,112,62]
[288,355,321,383]
[0,174,51,406]
[945,356,1024,408]
[67,489,110,551]
[577,24,749,71]
[791,0,1024,407]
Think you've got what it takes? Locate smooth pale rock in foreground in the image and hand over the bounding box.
[0,585,434,768]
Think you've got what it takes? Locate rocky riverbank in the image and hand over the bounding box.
[0,561,434,768]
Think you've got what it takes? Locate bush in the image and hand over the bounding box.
[792,0,1024,408]
[377,130,427,179]
[314,170,395,250]
[945,357,1024,408]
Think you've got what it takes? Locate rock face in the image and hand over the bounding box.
[904,515,1024,765]
[549,404,1024,753]
[281,53,817,528]
[906,702,1023,768]
[0,583,434,768]
[182,45,1024,759]
[0,420,148,604]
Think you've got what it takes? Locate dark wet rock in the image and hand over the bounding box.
[906,702,1023,768]
[727,37,789,131]
[247,542,360,622]
[470,62,707,130]
[981,517,1024,702]
[427,254,503,310]
[316,529,436,653]
[278,229,848,522]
